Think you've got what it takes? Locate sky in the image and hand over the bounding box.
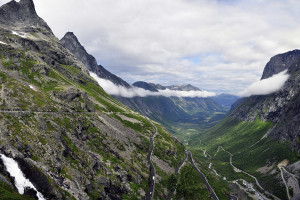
[1,0,300,94]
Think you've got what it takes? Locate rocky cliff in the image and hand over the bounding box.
[0,1,185,199]
[189,50,300,200]
[231,49,300,151]
[261,50,300,79]
[0,0,53,35]
[60,32,131,88]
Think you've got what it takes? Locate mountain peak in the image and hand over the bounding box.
[167,84,201,91]
[0,0,53,34]
[261,49,300,80]
[133,82,201,92]
[64,31,77,38]
[61,32,132,88]
[19,0,36,14]
[61,32,83,48]
[133,81,159,92]
[61,31,97,71]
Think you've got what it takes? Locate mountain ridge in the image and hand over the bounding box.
[230,49,300,151]
[0,0,53,35]
[59,32,231,141]
[133,81,202,92]
[60,32,131,88]
[261,49,300,79]
[190,49,300,199]
[0,1,187,199]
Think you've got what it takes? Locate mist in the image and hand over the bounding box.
[238,70,289,97]
[90,72,216,98]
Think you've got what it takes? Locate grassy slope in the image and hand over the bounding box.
[0,34,186,199]
[189,117,300,199]
[148,108,228,143]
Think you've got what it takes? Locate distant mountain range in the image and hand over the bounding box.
[60,32,239,139]
[133,81,202,92]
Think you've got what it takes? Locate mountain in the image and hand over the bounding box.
[59,32,229,141]
[165,84,201,91]
[211,93,239,109]
[0,1,186,199]
[116,82,227,140]
[132,81,160,92]
[0,0,52,35]
[261,49,300,79]
[190,50,300,199]
[231,49,300,150]
[60,32,131,88]
[133,81,201,92]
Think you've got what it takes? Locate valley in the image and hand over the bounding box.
[0,0,299,200]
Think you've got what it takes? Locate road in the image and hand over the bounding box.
[165,150,188,200]
[217,146,280,200]
[227,195,238,200]
[188,151,219,200]
[145,119,157,200]
[279,166,290,199]
[282,167,300,195]
[0,109,95,114]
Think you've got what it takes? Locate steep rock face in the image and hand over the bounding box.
[60,32,98,72]
[60,32,131,88]
[230,50,300,151]
[0,0,53,34]
[261,49,300,79]
[0,1,185,199]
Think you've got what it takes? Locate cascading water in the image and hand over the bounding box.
[0,154,45,200]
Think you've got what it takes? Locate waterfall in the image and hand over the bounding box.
[0,154,45,200]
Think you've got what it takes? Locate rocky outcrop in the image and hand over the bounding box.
[261,49,300,79]
[60,32,131,88]
[0,0,53,35]
[0,1,185,199]
[230,50,300,151]
[52,87,95,112]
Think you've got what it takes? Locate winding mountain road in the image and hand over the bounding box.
[0,109,95,114]
[145,119,157,200]
[165,150,188,200]
[217,146,280,200]
[188,151,219,200]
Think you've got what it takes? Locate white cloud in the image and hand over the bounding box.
[90,72,216,98]
[1,0,300,93]
[238,70,289,97]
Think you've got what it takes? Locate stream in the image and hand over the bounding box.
[0,154,45,200]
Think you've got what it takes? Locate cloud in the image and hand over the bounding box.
[1,0,300,94]
[90,72,216,98]
[237,70,289,97]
